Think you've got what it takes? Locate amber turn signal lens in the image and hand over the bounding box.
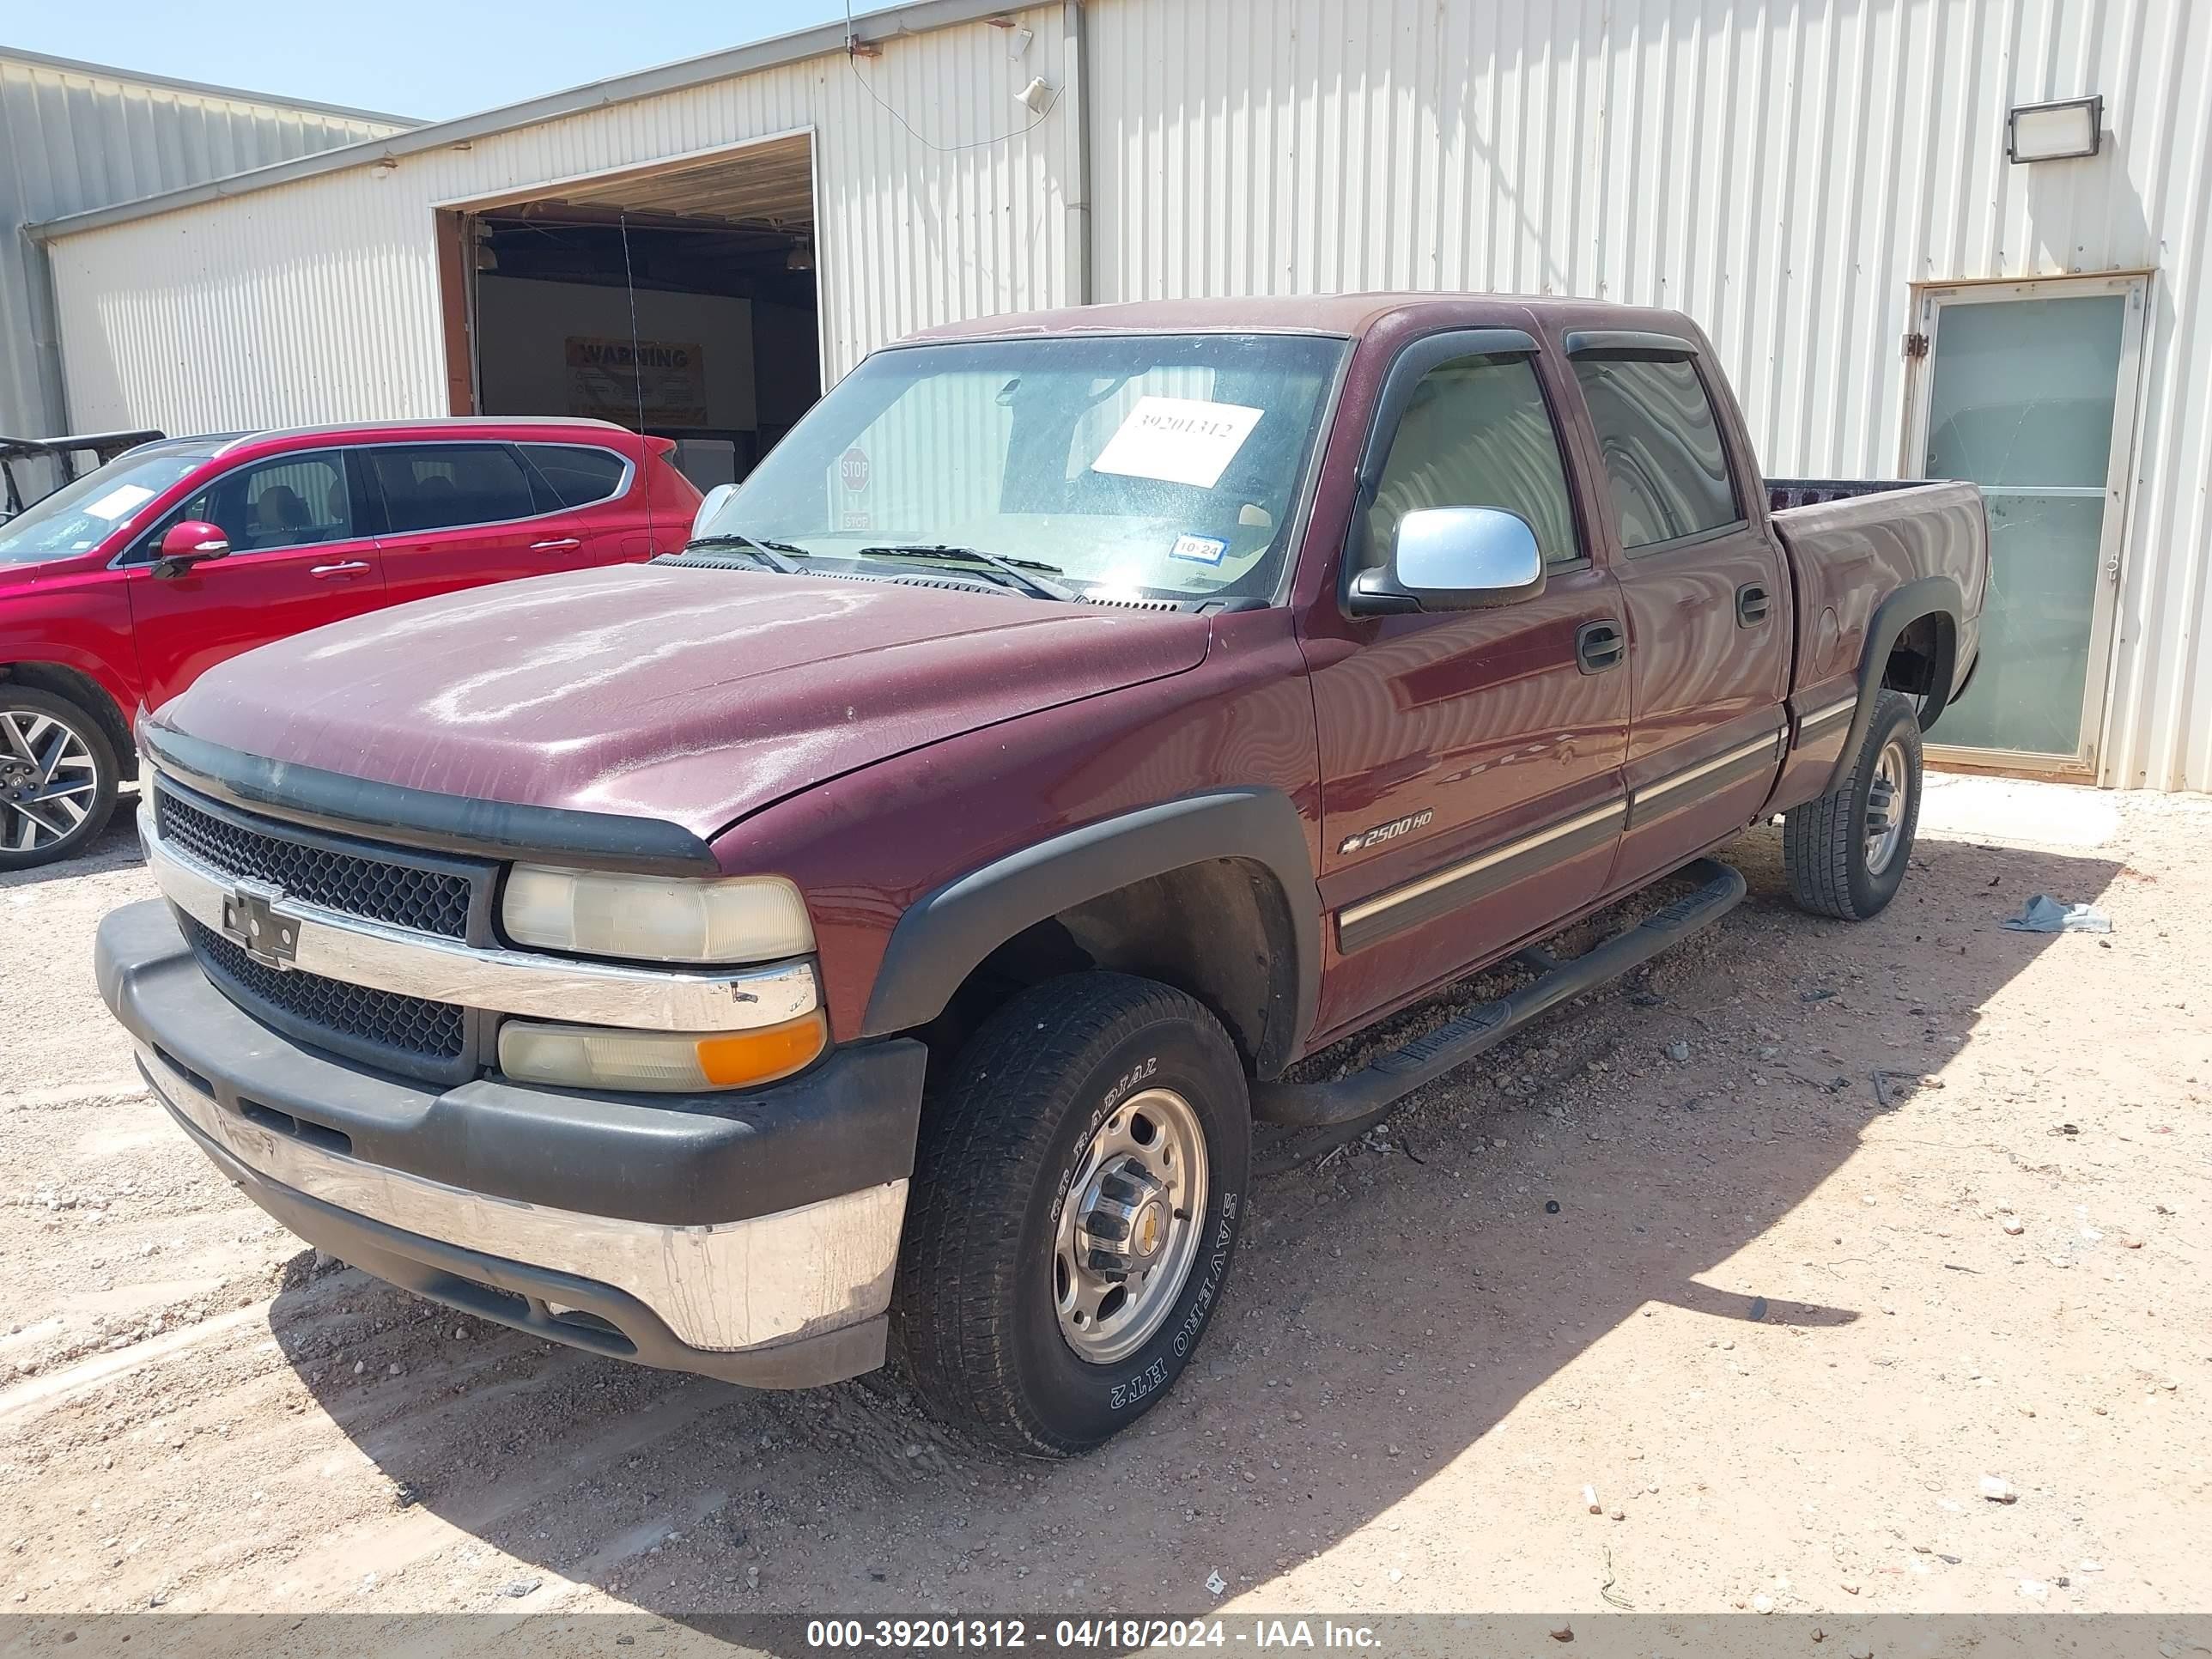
[693,1013,829,1088]
[498,1011,828,1093]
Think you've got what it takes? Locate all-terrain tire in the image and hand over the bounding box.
[0,688,120,871]
[1782,689,1923,921]
[894,972,1251,1456]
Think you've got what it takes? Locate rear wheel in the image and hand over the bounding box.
[1782,689,1923,920]
[0,689,118,870]
[895,972,1250,1455]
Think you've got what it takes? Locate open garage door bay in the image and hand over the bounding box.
[439,134,823,494]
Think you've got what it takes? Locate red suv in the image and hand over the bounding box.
[0,418,700,867]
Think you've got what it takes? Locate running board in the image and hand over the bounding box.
[1250,859,1747,1130]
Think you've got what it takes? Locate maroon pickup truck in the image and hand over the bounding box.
[94,295,1986,1455]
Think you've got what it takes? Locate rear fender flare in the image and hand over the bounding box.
[1823,575,1962,794]
[859,788,1322,1077]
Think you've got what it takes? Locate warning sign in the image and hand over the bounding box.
[565,336,708,427]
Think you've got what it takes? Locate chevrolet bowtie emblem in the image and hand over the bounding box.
[221,882,300,969]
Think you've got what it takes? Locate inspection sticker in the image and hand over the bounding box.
[1090,396,1263,489]
[1169,533,1230,565]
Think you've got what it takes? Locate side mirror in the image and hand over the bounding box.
[1347,505,1546,615]
[690,483,738,544]
[153,520,230,579]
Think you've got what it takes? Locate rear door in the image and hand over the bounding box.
[124,447,388,709]
[364,441,589,605]
[1562,334,1790,890]
[514,441,661,566]
[1304,331,1629,1041]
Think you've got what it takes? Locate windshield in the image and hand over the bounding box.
[0,450,204,566]
[706,332,1346,601]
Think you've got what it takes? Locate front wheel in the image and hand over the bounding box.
[0,689,119,870]
[895,972,1250,1455]
[1782,689,1923,920]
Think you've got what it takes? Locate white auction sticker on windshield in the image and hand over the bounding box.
[1090,396,1263,489]
[82,483,155,522]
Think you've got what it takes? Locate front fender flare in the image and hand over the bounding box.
[859,787,1322,1076]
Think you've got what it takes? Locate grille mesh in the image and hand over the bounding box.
[186,918,465,1066]
[157,789,471,939]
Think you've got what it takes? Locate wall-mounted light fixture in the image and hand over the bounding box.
[2007,95,2103,164]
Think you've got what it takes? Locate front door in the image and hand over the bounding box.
[1904,275,2147,773]
[125,447,389,710]
[1304,337,1629,1042]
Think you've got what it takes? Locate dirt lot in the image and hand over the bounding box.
[3,775,2208,1635]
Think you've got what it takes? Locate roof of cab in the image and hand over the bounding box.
[899,292,1703,346]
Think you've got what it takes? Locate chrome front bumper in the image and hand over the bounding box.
[98,898,929,1388]
[137,1043,905,1355]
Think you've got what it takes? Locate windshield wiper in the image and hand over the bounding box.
[853,544,1076,602]
[684,532,809,574]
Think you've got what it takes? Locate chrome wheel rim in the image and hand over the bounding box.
[1054,1086,1209,1365]
[1863,738,1911,877]
[0,708,99,854]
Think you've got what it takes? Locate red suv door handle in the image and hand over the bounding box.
[530,538,583,553]
[310,561,372,580]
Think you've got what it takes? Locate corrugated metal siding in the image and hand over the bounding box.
[0,51,403,446]
[1085,0,2212,789]
[44,6,1071,434]
[41,0,2212,789]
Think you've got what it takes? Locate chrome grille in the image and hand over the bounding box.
[155,787,473,939]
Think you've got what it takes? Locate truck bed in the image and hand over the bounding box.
[1765,477,1988,718]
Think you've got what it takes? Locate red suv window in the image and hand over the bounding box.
[519,444,628,508]
[367,445,537,532]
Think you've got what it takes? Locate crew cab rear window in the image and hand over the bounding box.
[367,444,538,532]
[1571,355,1741,550]
[1363,355,1582,570]
[520,444,627,508]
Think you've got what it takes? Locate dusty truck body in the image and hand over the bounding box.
[95,295,1986,1454]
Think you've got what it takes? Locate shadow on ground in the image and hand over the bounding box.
[264,823,2121,1621]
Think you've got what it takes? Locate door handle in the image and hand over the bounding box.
[1736,581,1771,627]
[1576,618,1626,675]
[530,538,583,553]
[310,561,371,579]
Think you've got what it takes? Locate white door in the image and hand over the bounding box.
[1902,274,2147,775]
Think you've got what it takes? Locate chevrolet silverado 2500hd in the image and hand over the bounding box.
[95,295,1987,1455]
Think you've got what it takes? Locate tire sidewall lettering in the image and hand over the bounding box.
[1046,1029,1246,1425]
[1048,1053,1161,1231]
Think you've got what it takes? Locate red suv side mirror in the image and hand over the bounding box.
[153,520,231,578]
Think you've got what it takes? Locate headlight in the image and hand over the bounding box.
[501,866,812,963]
[499,1012,828,1093]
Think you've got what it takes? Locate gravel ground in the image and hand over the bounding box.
[2,775,2207,1635]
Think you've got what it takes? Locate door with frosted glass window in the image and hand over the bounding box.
[1904,276,2145,773]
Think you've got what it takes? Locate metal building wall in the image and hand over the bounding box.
[39,0,2212,789]
[1086,0,2212,793]
[0,49,405,448]
[41,4,1073,435]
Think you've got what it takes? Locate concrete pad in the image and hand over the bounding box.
[1917,769,2121,849]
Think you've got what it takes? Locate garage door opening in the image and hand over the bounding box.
[439,133,822,495]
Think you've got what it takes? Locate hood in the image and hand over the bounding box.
[150,565,1212,838]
